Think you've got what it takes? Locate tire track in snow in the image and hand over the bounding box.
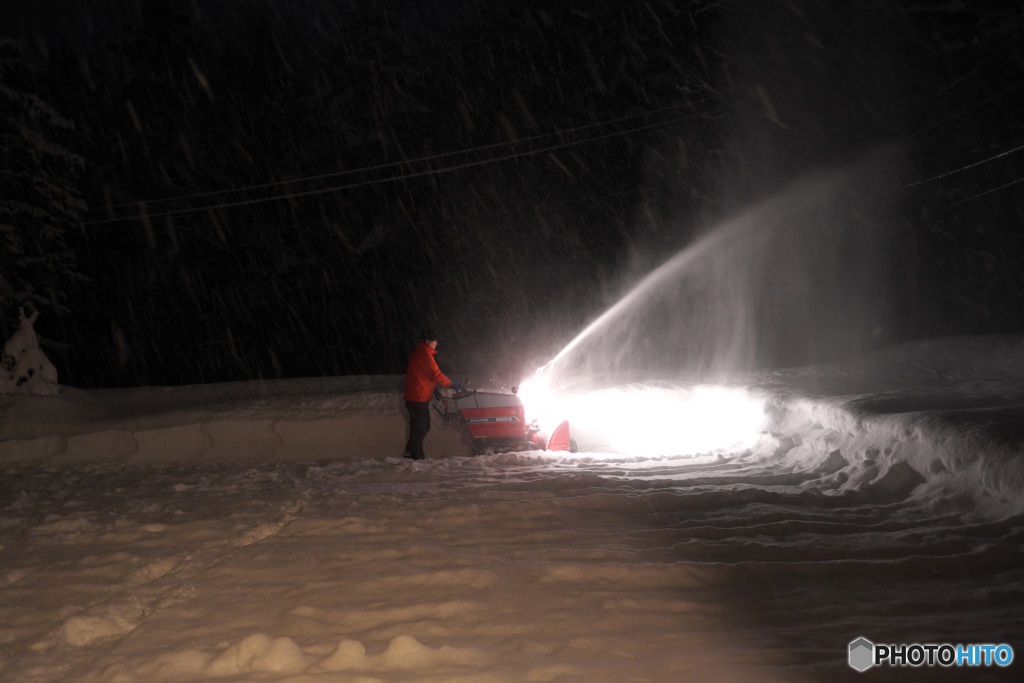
[1,495,302,683]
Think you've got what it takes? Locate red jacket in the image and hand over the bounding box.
[404,342,451,402]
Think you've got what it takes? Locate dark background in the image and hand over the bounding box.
[2,0,1023,388]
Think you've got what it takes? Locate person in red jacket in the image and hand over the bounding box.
[404,329,465,460]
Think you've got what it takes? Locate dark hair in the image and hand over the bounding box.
[420,328,439,341]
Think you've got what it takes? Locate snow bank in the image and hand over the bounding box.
[0,375,472,464]
[749,335,1024,519]
[752,396,1024,519]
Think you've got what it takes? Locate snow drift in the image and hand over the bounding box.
[0,375,472,464]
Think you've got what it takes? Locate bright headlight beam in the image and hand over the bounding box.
[519,378,766,457]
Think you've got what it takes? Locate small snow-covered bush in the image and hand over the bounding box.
[2,307,58,395]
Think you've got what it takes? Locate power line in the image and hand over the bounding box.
[85,74,1020,222]
[373,180,695,233]
[347,179,698,252]
[90,177,694,247]
[84,114,708,226]
[906,141,1024,187]
[907,78,1024,139]
[93,100,713,212]
[938,175,1024,209]
[76,180,694,321]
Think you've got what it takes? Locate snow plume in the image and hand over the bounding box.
[541,150,899,387]
[2,307,59,395]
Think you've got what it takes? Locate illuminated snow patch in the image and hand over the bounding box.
[520,381,766,457]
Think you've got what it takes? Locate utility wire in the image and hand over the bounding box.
[84,114,707,226]
[78,180,693,319]
[938,175,1024,209]
[93,100,712,211]
[84,72,1019,222]
[377,180,695,232]
[87,75,1019,217]
[899,80,1024,202]
[136,178,697,253]
[906,78,1024,139]
[906,141,1024,187]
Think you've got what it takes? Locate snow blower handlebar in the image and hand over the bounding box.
[450,376,472,398]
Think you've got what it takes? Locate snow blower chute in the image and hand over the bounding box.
[435,387,577,456]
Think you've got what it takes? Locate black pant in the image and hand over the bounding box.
[405,400,430,460]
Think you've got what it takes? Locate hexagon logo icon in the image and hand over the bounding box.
[849,637,874,672]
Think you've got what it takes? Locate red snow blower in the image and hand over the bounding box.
[435,386,577,456]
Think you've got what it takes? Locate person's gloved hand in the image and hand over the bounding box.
[450,383,467,393]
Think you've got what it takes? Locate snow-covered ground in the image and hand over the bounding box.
[1,336,1022,682]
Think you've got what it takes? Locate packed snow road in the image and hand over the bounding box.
[1,448,1020,683]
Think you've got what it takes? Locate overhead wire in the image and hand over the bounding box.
[93,100,713,211]
[276,180,697,253]
[373,180,696,233]
[906,141,1024,187]
[83,113,711,226]
[939,175,1024,210]
[900,78,1024,205]
[78,179,694,320]
[84,67,1022,222]
[905,78,1024,139]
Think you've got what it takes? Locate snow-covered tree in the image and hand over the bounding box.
[0,38,86,335]
[1,306,59,395]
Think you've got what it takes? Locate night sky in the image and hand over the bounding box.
[2,0,1023,388]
